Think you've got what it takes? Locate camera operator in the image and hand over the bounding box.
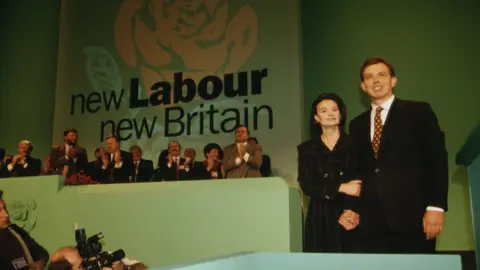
[48,247,147,270]
[0,190,49,270]
[49,247,126,270]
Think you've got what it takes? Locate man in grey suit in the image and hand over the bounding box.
[223,125,263,178]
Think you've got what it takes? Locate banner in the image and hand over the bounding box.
[53,0,302,181]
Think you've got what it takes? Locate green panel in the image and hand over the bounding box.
[301,0,480,250]
[156,252,462,270]
[457,122,480,166]
[0,176,301,267]
[468,157,480,270]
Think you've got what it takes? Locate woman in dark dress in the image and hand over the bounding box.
[297,93,361,253]
[199,143,225,179]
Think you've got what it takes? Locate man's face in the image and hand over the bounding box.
[184,148,195,160]
[17,143,31,157]
[169,142,181,157]
[361,63,397,104]
[64,132,77,145]
[235,127,248,143]
[0,200,10,229]
[131,148,142,161]
[105,138,120,153]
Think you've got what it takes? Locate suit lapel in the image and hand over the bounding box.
[59,145,66,156]
[360,110,375,159]
[378,98,401,158]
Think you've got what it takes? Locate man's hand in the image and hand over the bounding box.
[237,144,246,158]
[338,210,359,230]
[115,152,122,163]
[34,259,46,270]
[423,210,444,240]
[101,154,109,166]
[11,154,22,165]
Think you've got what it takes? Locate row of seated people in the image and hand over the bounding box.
[0,126,272,183]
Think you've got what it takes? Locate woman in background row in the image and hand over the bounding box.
[297,93,362,252]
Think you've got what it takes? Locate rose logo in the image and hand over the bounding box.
[114,0,259,96]
[9,199,37,232]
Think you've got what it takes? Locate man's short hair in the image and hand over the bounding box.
[105,135,120,142]
[130,145,142,152]
[234,124,250,135]
[168,140,181,149]
[360,56,396,81]
[18,140,34,151]
[63,128,78,137]
[0,189,3,200]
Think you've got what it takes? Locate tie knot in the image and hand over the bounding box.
[376,107,383,114]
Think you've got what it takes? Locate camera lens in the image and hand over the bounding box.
[110,249,126,261]
[75,228,87,243]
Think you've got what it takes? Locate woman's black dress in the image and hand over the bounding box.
[297,133,360,252]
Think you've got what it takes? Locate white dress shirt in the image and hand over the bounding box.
[370,95,443,213]
[64,144,71,160]
[235,142,250,165]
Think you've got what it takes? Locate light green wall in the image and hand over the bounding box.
[301,1,480,250]
[0,176,302,267]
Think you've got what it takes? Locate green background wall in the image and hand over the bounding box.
[1,0,479,251]
[0,1,59,157]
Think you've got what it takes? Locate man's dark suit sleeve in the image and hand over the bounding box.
[343,134,361,212]
[142,160,154,181]
[418,103,449,211]
[21,159,42,176]
[49,148,66,170]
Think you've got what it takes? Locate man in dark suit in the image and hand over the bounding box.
[347,57,448,254]
[160,141,186,181]
[1,140,42,178]
[48,128,88,175]
[95,135,133,183]
[130,145,154,182]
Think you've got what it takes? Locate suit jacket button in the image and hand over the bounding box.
[374,168,380,173]
[324,173,328,178]
[325,195,330,199]
[339,171,343,176]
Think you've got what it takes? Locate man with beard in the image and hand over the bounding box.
[48,129,88,175]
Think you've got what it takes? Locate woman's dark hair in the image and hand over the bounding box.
[203,143,224,160]
[310,93,347,139]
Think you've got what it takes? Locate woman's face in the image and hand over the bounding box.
[314,99,340,128]
[207,148,219,160]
